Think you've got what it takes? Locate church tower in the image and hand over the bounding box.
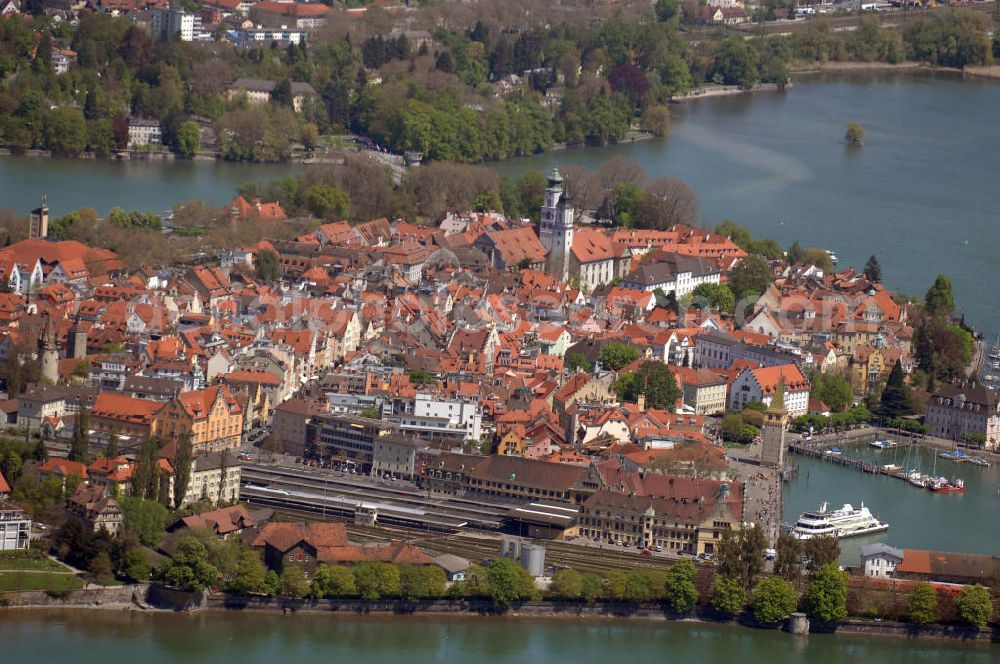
[760,377,788,469]
[29,197,49,240]
[539,168,574,283]
[40,311,59,385]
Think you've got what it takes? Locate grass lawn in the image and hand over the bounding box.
[0,550,71,572]
[0,571,84,592]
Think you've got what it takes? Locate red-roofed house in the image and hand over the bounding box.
[91,392,165,441]
[728,364,810,417]
[155,385,244,453]
[229,195,287,221]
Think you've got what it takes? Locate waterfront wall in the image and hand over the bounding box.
[0,584,148,609]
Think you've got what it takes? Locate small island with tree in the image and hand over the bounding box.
[845,122,866,147]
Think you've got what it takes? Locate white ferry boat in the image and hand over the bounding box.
[791,502,889,540]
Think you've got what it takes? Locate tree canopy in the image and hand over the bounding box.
[613,361,680,410]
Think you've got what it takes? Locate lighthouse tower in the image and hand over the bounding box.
[538,168,574,282]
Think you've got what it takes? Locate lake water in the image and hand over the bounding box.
[0,610,995,663]
[783,441,1000,561]
[1,73,997,331]
[496,72,1000,335]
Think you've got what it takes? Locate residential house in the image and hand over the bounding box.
[168,504,268,539]
[727,364,811,417]
[227,78,317,113]
[0,503,31,551]
[66,484,124,535]
[860,543,904,579]
[673,367,728,415]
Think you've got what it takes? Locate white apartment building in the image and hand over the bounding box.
[0,505,31,551]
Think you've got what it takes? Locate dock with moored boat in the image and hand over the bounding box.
[788,439,987,492]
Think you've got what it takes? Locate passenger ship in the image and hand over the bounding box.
[790,502,889,540]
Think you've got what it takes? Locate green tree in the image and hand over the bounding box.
[924,274,955,318]
[230,551,268,595]
[751,576,798,624]
[811,372,854,412]
[691,283,736,313]
[176,121,201,158]
[728,255,771,301]
[119,547,151,582]
[803,535,840,574]
[119,497,170,547]
[399,565,446,600]
[613,361,681,410]
[353,561,399,600]
[599,342,640,371]
[311,564,357,598]
[903,8,993,68]
[304,184,351,219]
[863,255,882,283]
[954,584,993,627]
[605,569,627,601]
[665,559,699,614]
[844,122,865,146]
[624,570,653,604]
[773,533,802,584]
[906,581,938,624]
[486,557,535,606]
[254,250,282,283]
[716,220,753,250]
[716,526,767,591]
[878,360,915,417]
[407,369,436,386]
[712,36,761,88]
[44,107,89,156]
[89,550,115,585]
[172,433,193,508]
[69,407,90,464]
[159,536,219,591]
[803,563,847,623]
[710,575,748,617]
[281,564,310,598]
[566,353,593,373]
[640,105,671,138]
[580,574,605,603]
[549,568,583,599]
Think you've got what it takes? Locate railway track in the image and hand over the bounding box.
[270,506,698,575]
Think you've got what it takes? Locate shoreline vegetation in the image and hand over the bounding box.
[0,64,987,165]
[1,588,997,644]
[0,6,997,165]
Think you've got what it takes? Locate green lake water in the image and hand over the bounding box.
[0,610,995,663]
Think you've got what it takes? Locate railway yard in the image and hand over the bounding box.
[240,463,685,575]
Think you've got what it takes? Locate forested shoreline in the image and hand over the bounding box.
[0,5,996,163]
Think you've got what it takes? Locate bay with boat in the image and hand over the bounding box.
[784,437,1000,561]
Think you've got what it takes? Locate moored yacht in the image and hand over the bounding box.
[791,502,889,540]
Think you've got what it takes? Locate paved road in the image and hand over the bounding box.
[728,442,782,546]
